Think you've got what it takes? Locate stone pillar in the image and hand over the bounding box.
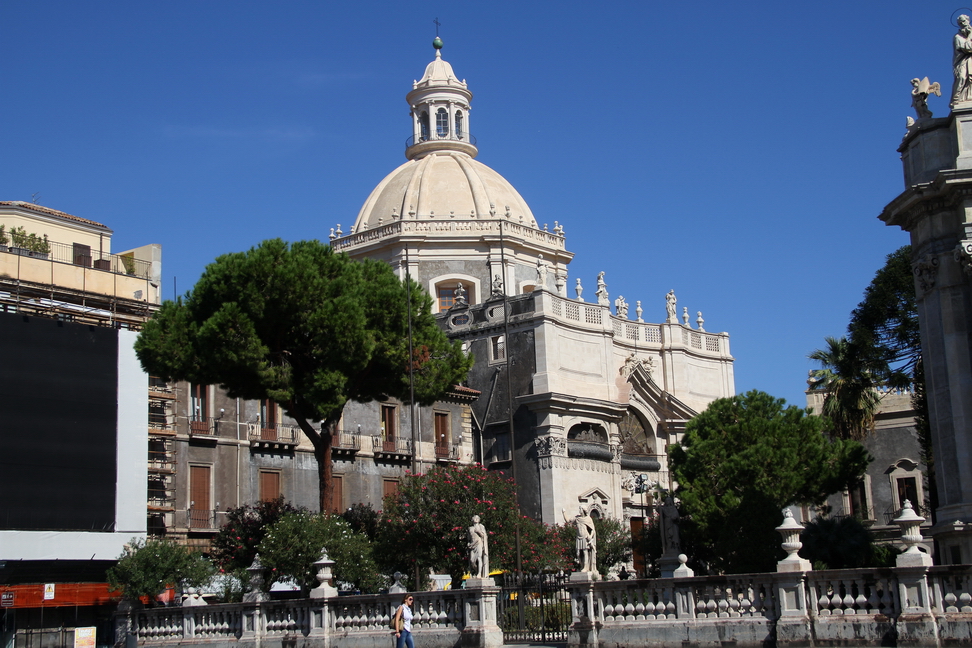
[882,103,972,560]
[567,572,599,648]
[775,510,812,647]
[460,579,503,648]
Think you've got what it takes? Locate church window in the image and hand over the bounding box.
[619,409,651,454]
[455,110,464,140]
[485,427,511,464]
[436,108,449,137]
[490,335,506,362]
[888,458,924,518]
[420,111,430,141]
[435,281,473,312]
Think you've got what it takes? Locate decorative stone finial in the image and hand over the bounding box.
[775,509,811,572]
[310,550,339,599]
[697,311,705,331]
[636,301,643,322]
[243,553,271,602]
[575,278,584,301]
[894,500,932,566]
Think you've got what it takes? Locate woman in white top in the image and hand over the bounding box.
[393,594,414,648]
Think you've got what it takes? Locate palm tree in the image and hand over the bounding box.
[808,336,882,441]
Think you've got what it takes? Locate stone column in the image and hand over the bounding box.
[775,510,812,647]
[460,579,503,648]
[882,103,972,561]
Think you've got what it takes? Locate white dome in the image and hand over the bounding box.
[352,150,538,232]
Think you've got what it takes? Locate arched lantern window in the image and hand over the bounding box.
[455,110,464,140]
[420,112,430,141]
[436,108,449,137]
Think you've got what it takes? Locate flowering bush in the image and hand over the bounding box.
[258,511,384,593]
[107,537,213,603]
[376,465,570,586]
[210,497,301,573]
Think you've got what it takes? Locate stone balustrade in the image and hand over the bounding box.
[119,565,972,648]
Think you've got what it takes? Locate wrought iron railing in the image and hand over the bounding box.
[405,132,477,149]
[1,238,153,279]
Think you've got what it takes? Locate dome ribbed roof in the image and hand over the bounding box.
[352,151,537,232]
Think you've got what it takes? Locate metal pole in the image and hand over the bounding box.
[405,247,418,475]
[498,222,523,579]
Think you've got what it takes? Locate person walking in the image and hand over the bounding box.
[392,594,415,648]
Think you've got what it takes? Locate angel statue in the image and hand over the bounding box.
[911,77,941,119]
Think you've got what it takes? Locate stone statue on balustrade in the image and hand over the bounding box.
[615,295,628,319]
[563,506,597,574]
[954,15,972,106]
[468,515,490,579]
[665,290,677,323]
[595,272,609,306]
[659,496,681,555]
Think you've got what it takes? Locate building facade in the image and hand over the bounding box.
[0,201,161,646]
[330,41,736,528]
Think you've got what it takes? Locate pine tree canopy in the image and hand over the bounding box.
[135,239,473,510]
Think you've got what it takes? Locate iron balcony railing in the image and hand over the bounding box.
[405,132,477,149]
[186,508,219,530]
[372,436,412,455]
[1,238,153,279]
[189,416,217,437]
[247,422,299,445]
[332,429,361,451]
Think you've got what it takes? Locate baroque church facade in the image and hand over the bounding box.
[131,41,735,552]
[330,40,736,526]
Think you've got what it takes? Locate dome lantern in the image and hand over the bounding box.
[405,40,478,160]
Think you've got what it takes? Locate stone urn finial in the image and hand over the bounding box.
[310,549,339,599]
[894,500,932,566]
[243,553,271,602]
[775,509,811,572]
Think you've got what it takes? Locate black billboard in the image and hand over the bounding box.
[0,313,118,531]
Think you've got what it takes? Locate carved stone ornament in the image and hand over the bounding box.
[954,240,972,276]
[913,254,940,292]
[534,435,567,458]
[911,77,941,119]
[620,352,655,378]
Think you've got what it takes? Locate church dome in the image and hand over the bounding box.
[352,150,538,232]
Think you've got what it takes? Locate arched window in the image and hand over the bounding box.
[436,108,449,138]
[420,112,430,141]
[455,110,464,140]
[435,281,474,312]
[619,409,652,454]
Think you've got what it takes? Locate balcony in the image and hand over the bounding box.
[372,436,412,460]
[435,444,461,463]
[247,422,299,450]
[331,429,361,457]
[188,416,218,441]
[185,508,219,531]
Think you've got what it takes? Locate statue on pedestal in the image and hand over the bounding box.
[563,506,597,573]
[953,15,972,106]
[468,515,489,579]
[659,496,681,554]
[665,290,677,323]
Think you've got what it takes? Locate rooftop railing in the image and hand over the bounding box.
[2,238,153,279]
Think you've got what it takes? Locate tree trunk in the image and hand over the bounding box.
[291,411,334,514]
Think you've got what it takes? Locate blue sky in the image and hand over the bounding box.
[3,1,960,407]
